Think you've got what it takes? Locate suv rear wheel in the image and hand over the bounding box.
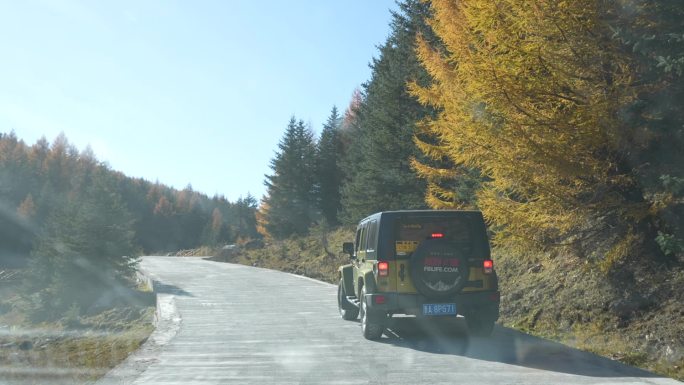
[360,286,384,340]
[337,279,359,320]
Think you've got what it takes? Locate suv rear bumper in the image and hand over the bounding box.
[364,291,500,318]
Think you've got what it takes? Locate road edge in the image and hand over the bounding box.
[201,256,336,288]
[93,265,182,385]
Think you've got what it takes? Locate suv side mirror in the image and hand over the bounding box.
[342,242,355,258]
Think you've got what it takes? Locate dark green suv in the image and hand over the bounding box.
[337,210,500,340]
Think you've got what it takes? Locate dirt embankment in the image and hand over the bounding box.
[496,250,683,380]
[207,227,354,284]
[200,227,683,380]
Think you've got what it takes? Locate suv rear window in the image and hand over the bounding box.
[394,217,472,257]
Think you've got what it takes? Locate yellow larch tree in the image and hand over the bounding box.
[411,0,652,263]
[255,199,272,241]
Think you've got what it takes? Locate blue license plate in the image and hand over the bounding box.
[423,303,456,316]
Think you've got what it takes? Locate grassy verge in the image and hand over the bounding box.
[171,246,216,257]
[0,281,155,385]
[209,227,354,284]
[197,227,682,381]
[495,250,683,380]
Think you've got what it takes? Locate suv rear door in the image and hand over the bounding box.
[391,213,489,294]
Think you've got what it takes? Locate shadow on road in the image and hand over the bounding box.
[379,317,659,378]
[152,281,193,297]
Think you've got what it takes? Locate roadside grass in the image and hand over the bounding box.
[495,248,684,381]
[0,283,155,385]
[172,246,216,257]
[194,227,683,381]
[217,226,355,284]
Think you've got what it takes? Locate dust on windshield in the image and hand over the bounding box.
[1,0,683,383]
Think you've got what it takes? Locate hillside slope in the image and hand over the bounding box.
[496,250,683,379]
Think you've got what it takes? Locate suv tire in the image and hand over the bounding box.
[360,286,384,340]
[338,279,359,320]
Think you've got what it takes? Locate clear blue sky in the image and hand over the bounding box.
[0,0,397,201]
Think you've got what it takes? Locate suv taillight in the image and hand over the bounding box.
[377,261,389,277]
[483,259,493,274]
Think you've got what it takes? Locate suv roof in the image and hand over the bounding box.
[358,210,485,223]
[355,210,491,261]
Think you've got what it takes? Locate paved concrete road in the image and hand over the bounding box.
[99,256,681,385]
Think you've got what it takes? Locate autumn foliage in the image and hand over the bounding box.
[411,0,684,266]
[0,132,260,318]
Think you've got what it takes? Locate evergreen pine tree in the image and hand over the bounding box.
[339,0,434,223]
[611,1,684,253]
[235,193,260,240]
[316,106,344,226]
[27,169,137,319]
[262,117,318,238]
